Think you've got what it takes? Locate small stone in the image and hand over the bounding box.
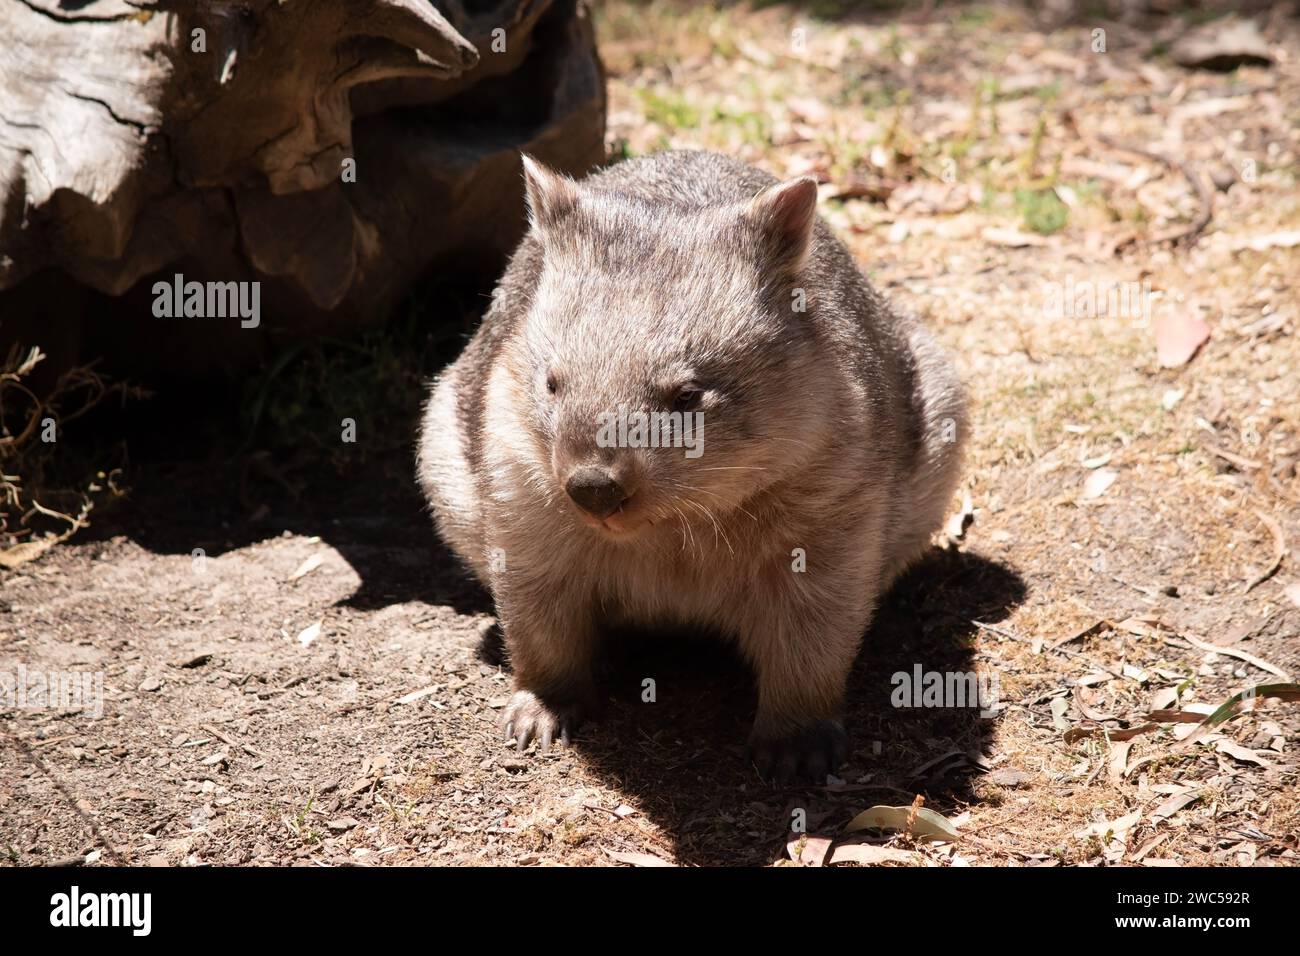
[988,769,1033,788]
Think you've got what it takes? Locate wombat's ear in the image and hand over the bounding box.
[746,177,818,274]
[520,153,579,234]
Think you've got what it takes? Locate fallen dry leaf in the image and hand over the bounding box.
[1215,739,1274,768]
[1179,683,1300,747]
[1153,313,1211,368]
[1150,788,1201,824]
[786,834,833,866]
[1108,740,1133,785]
[0,537,62,569]
[845,804,959,843]
[1081,468,1118,500]
[828,843,920,866]
[1075,810,1142,862]
[1181,633,1291,681]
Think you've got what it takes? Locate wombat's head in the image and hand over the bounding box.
[501,155,835,542]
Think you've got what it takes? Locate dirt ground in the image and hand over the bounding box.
[3,2,1299,867]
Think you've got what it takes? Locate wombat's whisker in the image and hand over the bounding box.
[672,481,759,525]
[670,503,695,556]
[682,496,734,557]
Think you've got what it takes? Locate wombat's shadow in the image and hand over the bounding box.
[74,420,495,618]
[72,391,1022,866]
[527,547,1027,867]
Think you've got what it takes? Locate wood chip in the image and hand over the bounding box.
[297,621,322,647]
[288,554,325,582]
[395,686,438,706]
[1081,468,1118,499]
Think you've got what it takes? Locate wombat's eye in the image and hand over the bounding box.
[670,384,704,413]
[545,372,559,395]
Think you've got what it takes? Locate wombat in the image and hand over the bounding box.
[417,150,967,781]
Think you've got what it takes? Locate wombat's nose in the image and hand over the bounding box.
[565,466,629,519]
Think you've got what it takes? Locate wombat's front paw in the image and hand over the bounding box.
[502,689,586,753]
[748,720,848,784]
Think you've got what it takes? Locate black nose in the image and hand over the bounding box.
[565,466,628,519]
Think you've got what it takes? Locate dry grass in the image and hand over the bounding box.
[0,346,139,566]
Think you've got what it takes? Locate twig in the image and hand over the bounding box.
[0,721,127,864]
[1096,134,1213,249]
[1180,632,1291,681]
[1207,445,1264,471]
[1244,509,1286,592]
[1064,111,1213,250]
[972,620,1127,682]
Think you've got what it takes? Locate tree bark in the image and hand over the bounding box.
[0,0,605,371]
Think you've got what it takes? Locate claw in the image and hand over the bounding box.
[748,719,848,784]
[499,689,587,755]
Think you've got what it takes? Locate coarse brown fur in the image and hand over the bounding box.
[417,150,967,780]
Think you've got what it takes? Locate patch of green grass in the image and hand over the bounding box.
[289,797,323,845]
[956,4,994,28]
[1034,80,1062,103]
[770,0,905,21]
[637,88,701,131]
[856,84,904,113]
[1068,178,1102,205]
[1178,8,1226,26]
[822,126,874,180]
[1015,187,1069,235]
[710,104,771,146]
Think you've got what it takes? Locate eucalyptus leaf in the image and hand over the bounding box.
[845,805,960,843]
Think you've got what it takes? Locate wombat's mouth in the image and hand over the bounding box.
[575,496,650,537]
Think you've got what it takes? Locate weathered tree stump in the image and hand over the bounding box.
[0,0,605,374]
